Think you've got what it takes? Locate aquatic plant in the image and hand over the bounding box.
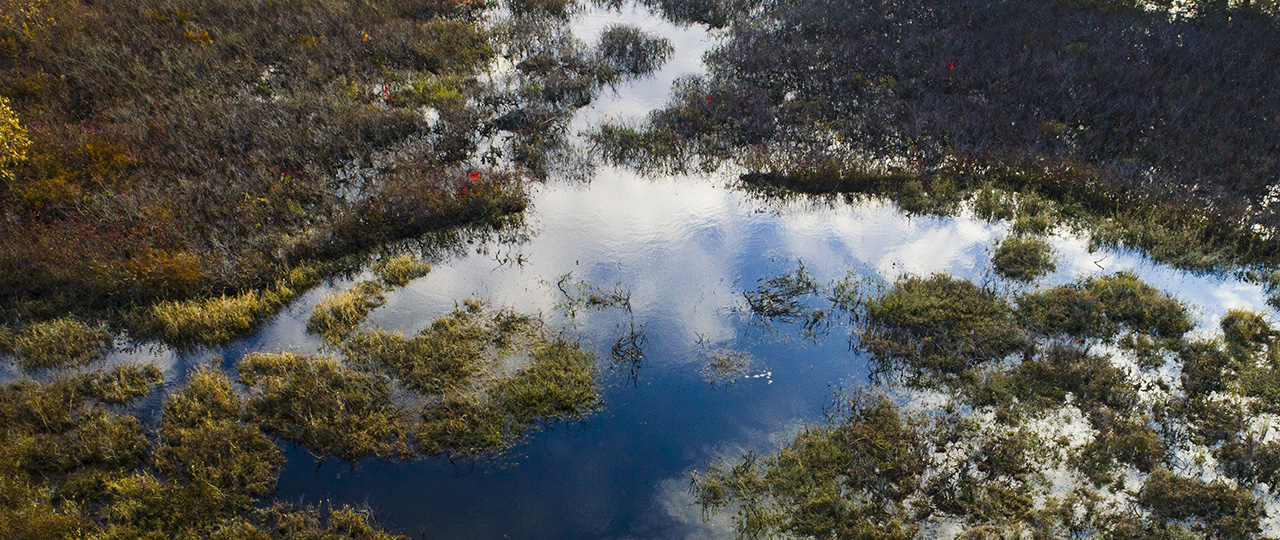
[5,317,113,371]
[143,264,323,346]
[859,274,1025,379]
[692,390,927,539]
[307,280,386,343]
[238,353,412,462]
[371,254,431,287]
[154,368,284,510]
[991,235,1056,282]
[700,348,751,385]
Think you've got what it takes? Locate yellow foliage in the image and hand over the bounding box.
[0,0,52,37]
[0,96,30,180]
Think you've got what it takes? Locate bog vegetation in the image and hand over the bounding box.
[0,0,671,333]
[594,0,1280,287]
[699,269,1280,538]
[0,299,599,537]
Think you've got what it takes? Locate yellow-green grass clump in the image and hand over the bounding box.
[238,352,411,462]
[991,235,1056,282]
[0,366,163,479]
[154,368,284,510]
[307,280,386,343]
[4,318,113,371]
[345,300,602,457]
[145,264,322,346]
[342,302,530,394]
[372,254,432,287]
[692,392,928,539]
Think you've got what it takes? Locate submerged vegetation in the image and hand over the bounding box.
[696,268,1280,538]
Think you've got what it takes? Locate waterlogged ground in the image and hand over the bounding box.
[31,3,1280,539]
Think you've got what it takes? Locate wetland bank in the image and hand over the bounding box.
[3,0,1280,538]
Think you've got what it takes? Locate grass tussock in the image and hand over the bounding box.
[154,368,284,509]
[238,353,411,462]
[372,255,431,287]
[5,318,113,371]
[991,235,1057,282]
[143,264,322,346]
[307,281,386,343]
[860,275,1026,379]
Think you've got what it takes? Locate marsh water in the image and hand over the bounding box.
[91,4,1278,538]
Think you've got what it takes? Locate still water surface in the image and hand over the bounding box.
[99,4,1277,538]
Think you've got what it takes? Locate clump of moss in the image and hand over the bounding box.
[307,281,386,343]
[991,235,1057,282]
[6,318,113,371]
[859,274,1025,380]
[372,254,431,288]
[1139,468,1264,540]
[145,264,322,346]
[238,353,411,462]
